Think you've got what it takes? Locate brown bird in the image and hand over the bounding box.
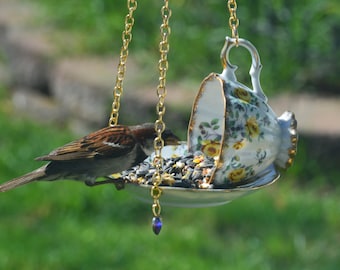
[0,123,179,192]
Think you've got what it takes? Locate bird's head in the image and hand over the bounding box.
[131,123,180,156]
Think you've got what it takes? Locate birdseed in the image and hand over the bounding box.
[118,151,217,189]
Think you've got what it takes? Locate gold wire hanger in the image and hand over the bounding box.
[105,0,172,234]
[150,0,172,235]
[109,0,137,127]
[227,0,239,45]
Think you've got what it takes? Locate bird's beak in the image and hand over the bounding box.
[163,135,181,146]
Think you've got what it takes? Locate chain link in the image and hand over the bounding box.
[151,185,162,217]
[227,0,239,45]
[151,0,172,219]
[109,0,138,126]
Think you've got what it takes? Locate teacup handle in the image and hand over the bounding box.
[220,36,267,102]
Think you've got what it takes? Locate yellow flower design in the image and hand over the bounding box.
[234,87,251,103]
[201,140,221,157]
[233,140,245,150]
[245,117,260,138]
[228,168,246,183]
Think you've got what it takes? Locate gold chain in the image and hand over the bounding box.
[227,0,239,44]
[109,0,138,126]
[151,0,172,222]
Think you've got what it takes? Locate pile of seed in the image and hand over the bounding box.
[118,151,217,189]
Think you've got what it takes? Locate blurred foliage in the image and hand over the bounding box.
[288,135,340,187]
[0,102,340,270]
[0,96,340,268]
[0,84,340,269]
[1,0,340,267]
[31,0,340,95]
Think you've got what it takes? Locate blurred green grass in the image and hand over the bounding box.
[0,86,340,269]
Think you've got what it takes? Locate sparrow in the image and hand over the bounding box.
[0,123,180,192]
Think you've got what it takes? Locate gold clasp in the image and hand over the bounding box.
[227,0,239,46]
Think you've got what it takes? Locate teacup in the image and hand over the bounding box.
[188,37,297,187]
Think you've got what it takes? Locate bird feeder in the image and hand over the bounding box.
[118,37,297,206]
[107,0,298,234]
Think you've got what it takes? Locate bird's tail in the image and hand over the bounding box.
[0,165,47,192]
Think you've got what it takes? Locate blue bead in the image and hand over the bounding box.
[152,216,162,235]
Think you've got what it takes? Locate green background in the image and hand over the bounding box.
[0,0,340,269]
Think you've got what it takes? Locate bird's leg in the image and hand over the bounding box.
[85,178,125,190]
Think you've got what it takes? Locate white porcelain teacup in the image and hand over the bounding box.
[188,37,297,187]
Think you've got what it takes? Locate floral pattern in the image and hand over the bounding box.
[188,68,298,188]
[194,119,222,158]
[201,140,221,157]
[245,117,260,138]
[190,76,283,187]
[234,87,251,103]
[228,168,246,183]
[232,139,245,150]
[224,83,273,143]
[220,82,278,185]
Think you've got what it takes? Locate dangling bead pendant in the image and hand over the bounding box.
[152,216,162,235]
[151,182,163,235]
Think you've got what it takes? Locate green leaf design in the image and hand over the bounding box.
[201,122,211,128]
[229,120,236,126]
[211,118,219,125]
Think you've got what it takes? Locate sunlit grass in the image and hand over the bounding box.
[0,89,339,269]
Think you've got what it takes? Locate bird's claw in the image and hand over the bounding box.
[85,178,125,190]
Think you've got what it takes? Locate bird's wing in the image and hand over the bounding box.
[36,126,137,161]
